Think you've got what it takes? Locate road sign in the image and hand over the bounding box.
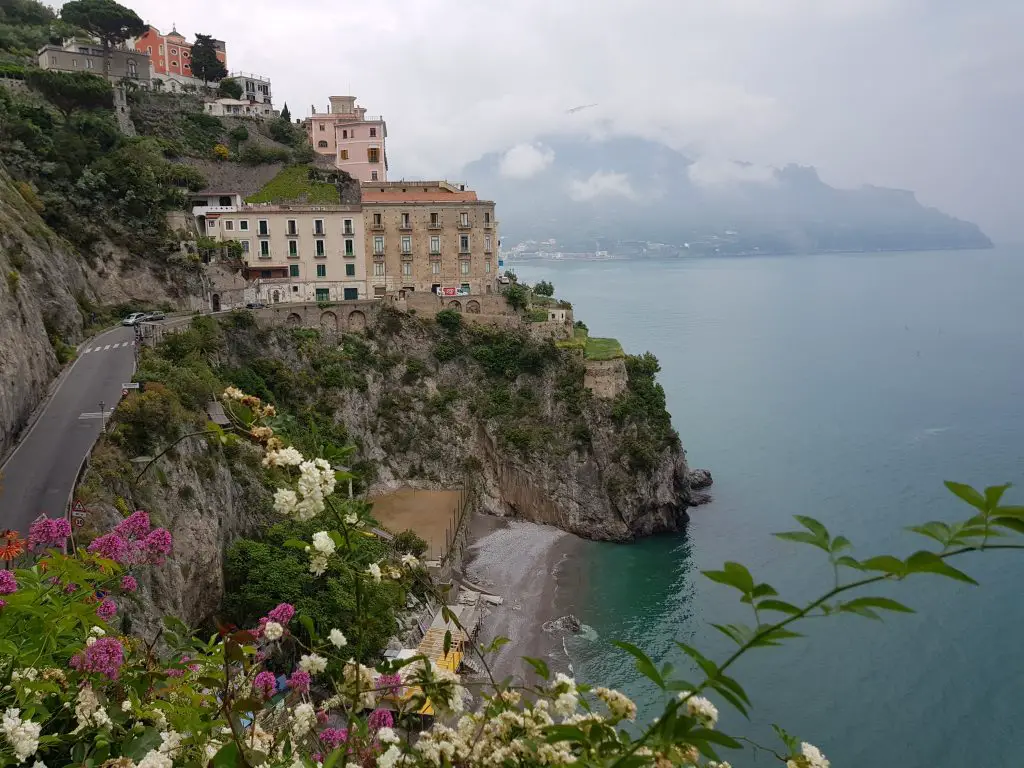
[121,383,140,389]
[121,389,128,396]
[72,515,84,528]
[72,500,85,514]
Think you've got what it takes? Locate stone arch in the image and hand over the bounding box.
[466,299,481,314]
[211,293,221,312]
[286,312,302,326]
[448,300,462,312]
[272,290,281,303]
[347,310,367,331]
[320,311,338,331]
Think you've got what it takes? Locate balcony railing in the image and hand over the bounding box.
[371,222,384,232]
[343,229,355,236]
[457,221,471,230]
[427,222,442,230]
[398,223,412,231]
[287,251,299,259]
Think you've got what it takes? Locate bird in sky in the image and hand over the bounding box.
[567,103,598,114]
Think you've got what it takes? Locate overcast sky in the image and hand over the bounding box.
[124,0,1023,241]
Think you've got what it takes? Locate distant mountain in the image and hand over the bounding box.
[462,135,992,255]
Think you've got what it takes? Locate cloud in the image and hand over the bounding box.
[568,171,636,202]
[687,158,777,189]
[498,143,555,179]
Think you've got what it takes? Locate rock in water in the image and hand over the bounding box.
[543,614,583,634]
[687,468,713,490]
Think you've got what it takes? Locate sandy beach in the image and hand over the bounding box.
[460,512,584,687]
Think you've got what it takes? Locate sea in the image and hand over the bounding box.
[513,247,1024,768]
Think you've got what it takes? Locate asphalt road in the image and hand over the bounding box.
[0,325,137,533]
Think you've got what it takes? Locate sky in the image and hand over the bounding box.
[122,0,1023,241]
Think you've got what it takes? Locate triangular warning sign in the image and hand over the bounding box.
[72,501,85,513]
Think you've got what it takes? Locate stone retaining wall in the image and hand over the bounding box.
[584,358,628,399]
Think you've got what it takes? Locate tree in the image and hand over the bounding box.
[504,283,530,312]
[280,102,291,122]
[533,279,554,297]
[60,0,145,80]
[217,76,241,100]
[190,32,227,86]
[229,125,248,149]
[24,69,113,119]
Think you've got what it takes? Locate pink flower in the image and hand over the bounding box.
[88,532,130,564]
[0,599,6,609]
[267,603,295,625]
[377,673,402,696]
[28,517,72,550]
[121,575,138,593]
[114,510,151,540]
[70,637,124,680]
[253,670,276,698]
[142,528,172,564]
[368,709,394,731]
[0,570,16,595]
[64,582,78,594]
[287,669,311,693]
[166,667,184,678]
[319,728,348,750]
[95,598,117,621]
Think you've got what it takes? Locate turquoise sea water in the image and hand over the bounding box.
[514,248,1024,767]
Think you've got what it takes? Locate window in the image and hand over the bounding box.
[319,123,325,131]
[258,220,269,236]
[239,220,249,231]
[460,212,469,226]
[86,59,94,69]
[224,220,234,231]
[345,263,355,277]
[318,141,329,148]
[72,59,78,68]
[342,129,347,139]
[373,236,384,254]
[460,283,471,294]
[183,50,189,58]
[400,212,410,228]
[292,285,299,292]
[207,219,217,230]
[170,48,178,55]
[340,149,349,160]
[431,262,440,275]
[460,234,470,253]
[373,263,385,277]
[402,262,412,277]
[159,45,164,54]
[485,260,491,273]
[288,240,298,257]
[370,127,377,137]
[314,219,324,235]
[286,219,297,236]
[316,264,326,278]
[430,236,440,254]
[485,234,492,252]
[50,55,57,65]
[147,46,152,54]
[289,264,300,277]
[368,148,380,163]
[344,219,354,236]
[314,239,326,257]
[259,241,270,257]
[345,239,354,256]
[484,212,491,224]
[240,240,250,254]
[344,287,358,300]
[460,261,470,275]
[401,236,411,254]
[316,288,329,302]
[371,171,378,181]
[372,213,382,227]
[430,212,439,227]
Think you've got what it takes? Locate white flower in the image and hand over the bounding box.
[73,685,111,732]
[553,692,578,717]
[595,686,637,721]
[312,531,336,555]
[798,742,830,768]
[267,446,305,468]
[122,700,133,712]
[137,749,173,768]
[678,691,719,729]
[376,727,399,744]
[400,553,419,569]
[31,760,47,768]
[291,702,317,739]
[90,626,106,636]
[159,730,183,755]
[377,744,403,768]
[10,668,38,683]
[299,653,327,675]
[367,563,382,583]
[344,512,359,525]
[2,707,41,762]
[553,672,577,694]
[86,636,97,647]
[263,621,284,641]
[329,629,347,648]
[309,553,329,577]
[273,488,299,517]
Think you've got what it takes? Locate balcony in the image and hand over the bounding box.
[313,228,325,237]
[344,250,355,258]
[427,221,442,230]
[370,222,384,232]
[287,251,299,260]
[398,223,412,231]
[483,221,494,230]
[373,253,385,262]
[343,228,355,237]
[457,220,472,230]
[257,251,272,260]
[314,252,327,259]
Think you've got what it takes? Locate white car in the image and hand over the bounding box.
[121,312,146,326]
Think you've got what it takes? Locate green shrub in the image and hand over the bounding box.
[533,279,554,296]
[111,382,184,454]
[5,270,19,293]
[435,308,462,333]
[240,144,291,165]
[433,338,462,362]
[391,529,428,558]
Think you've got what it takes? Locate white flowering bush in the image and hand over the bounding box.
[0,388,1019,767]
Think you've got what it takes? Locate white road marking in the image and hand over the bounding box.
[83,348,92,353]
[103,345,111,350]
[78,412,104,419]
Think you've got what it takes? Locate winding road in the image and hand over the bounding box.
[0,325,136,533]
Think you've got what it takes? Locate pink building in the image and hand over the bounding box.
[305,96,388,184]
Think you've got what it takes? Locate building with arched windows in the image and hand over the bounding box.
[37,40,152,88]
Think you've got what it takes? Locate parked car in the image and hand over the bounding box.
[245,302,267,309]
[121,312,146,326]
[141,311,166,322]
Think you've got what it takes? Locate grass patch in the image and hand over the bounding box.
[245,165,341,204]
[585,336,624,361]
[527,308,549,323]
[556,325,588,352]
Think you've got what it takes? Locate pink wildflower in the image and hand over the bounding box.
[165,667,184,678]
[368,709,394,731]
[95,598,117,621]
[253,670,276,698]
[70,637,124,680]
[88,532,130,564]
[0,599,6,609]
[288,669,311,693]
[0,570,16,595]
[319,728,348,750]
[377,673,402,696]
[64,582,78,594]
[114,510,151,540]
[28,517,72,550]
[121,575,138,592]
[267,603,295,625]
[142,528,172,564]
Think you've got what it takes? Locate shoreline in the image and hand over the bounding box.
[459,512,585,686]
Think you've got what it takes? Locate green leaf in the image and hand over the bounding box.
[751,626,803,647]
[944,481,987,512]
[443,629,452,658]
[282,538,309,551]
[709,683,749,718]
[984,484,1011,510]
[675,642,718,678]
[774,530,830,551]
[991,516,1024,535]
[751,583,778,599]
[757,599,802,615]
[544,725,586,743]
[860,555,906,576]
[840,604,881,620]
[212,740,240,768]
[794,515,830,541]
[232,697,263,713]
[716,672,752,705]
[835,555,863,570]
[611,641,665,689]
[905,550,978,584]
[842,596,914,613]
[710,623,754,647]
[907,521,952,546]
[692,728,742,749]
[484,636,510,654]
[702,562,755,594]
[122,728,162,761]
[522,656,550,681]
[298,614,317,642]
[772,724,800,752]
[994,505,1024,517]
[162,616,189,635]
[830,535,852,553]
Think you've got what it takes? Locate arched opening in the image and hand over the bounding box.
[211,294,221,312]
[272,290,280,303]
[466,300,481,314]
[347,310,367,331]
[448,300,462,312]
[286,312,302,325]
[318,140,329,148]
[320,311,338,331]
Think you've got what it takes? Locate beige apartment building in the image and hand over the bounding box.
[203,204,367,304]
[361,182,498,297]
[38,42,152,86]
